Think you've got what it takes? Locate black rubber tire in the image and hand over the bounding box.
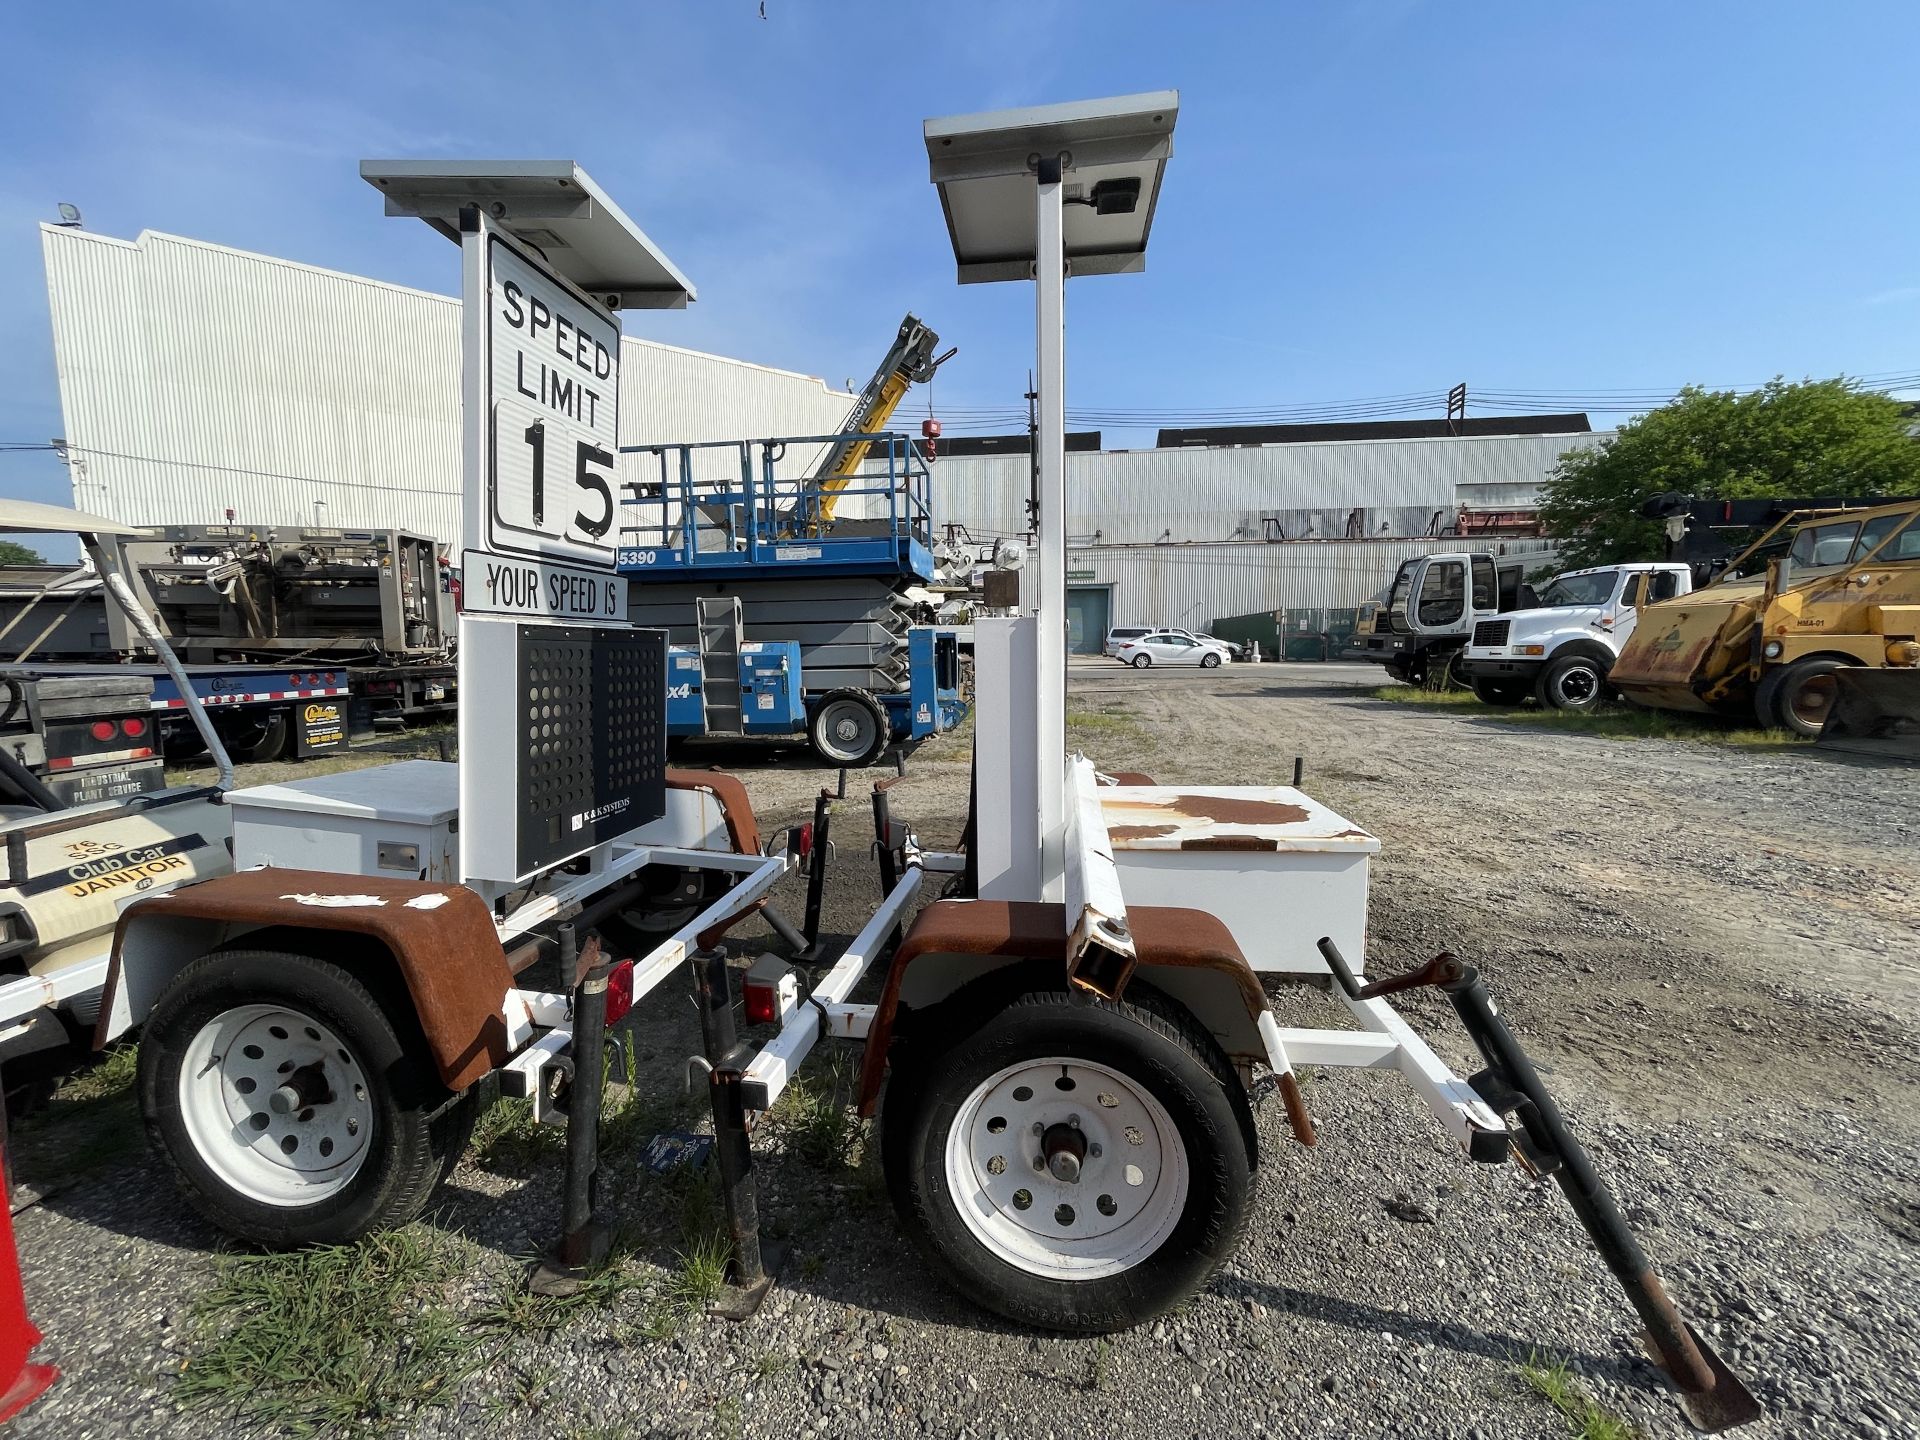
[216,709,292,763]
[1400,654,1429,687]
[1535,652,1608,711]
[808,689,891,767]
[1754,657,1849,737]
[137,948,472,1248]
[160,723,210,762]
[1382,662,1411,684]
[882,985,1254,1333]
[1200,651,1222,669]
[1471,678,1530,706]
[1130,653,1152,669]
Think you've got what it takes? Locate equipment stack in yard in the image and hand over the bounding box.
[0,524,455,765]
[1611,496,1920,739]
[619,316,967,765]
[0,107,1769,1437]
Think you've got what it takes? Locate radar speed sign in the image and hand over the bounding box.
[486,234,621,569]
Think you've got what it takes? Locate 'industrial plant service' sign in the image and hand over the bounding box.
[484,234,622,573]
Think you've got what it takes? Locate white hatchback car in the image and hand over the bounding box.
[1115,631,1233,669]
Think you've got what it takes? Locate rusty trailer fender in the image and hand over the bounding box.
[98,868,516,1092]
[852,897,1316,1147]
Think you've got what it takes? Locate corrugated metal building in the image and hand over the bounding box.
[41,224,855,542]
[1057,536,1559,652]
[929,430,1597,645]
[928,431,1602,548]
[41,224,1596,645]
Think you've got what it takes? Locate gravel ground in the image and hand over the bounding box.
[11,660,1919,1440]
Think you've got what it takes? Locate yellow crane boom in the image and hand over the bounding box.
[811,314,951,523]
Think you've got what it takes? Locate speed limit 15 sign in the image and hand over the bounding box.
[486,234,622,569]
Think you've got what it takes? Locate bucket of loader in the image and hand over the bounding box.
[1817,668,1920,762]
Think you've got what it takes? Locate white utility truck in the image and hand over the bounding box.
[81,122,1752,1431]
[1458,562,1692,709]
[1342,549,1537,685]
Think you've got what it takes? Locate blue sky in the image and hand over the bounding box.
[4,1,1918,528]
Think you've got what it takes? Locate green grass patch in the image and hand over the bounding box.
[1519,1352,1641,1440]
[664,1228,731,1311]
[177,1228,487,1436]
[773,1046,863,1170]
[1065,697,1156,762]
[59,1042,140,1102]
[179,1219,661,1435]
[466,1093,564,1170]
[1370,686,1798,747]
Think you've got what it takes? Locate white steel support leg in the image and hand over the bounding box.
[1034,164,1067,902]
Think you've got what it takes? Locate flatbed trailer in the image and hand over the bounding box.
[3,659,453,763]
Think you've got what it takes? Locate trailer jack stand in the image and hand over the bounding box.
[1318,939,1763,1433]
[693,947,785,1320]
[532,925,614,1298]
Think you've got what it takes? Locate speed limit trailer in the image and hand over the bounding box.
[93,134,1757,1432]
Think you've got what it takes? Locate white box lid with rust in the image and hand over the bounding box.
[1098,785,1379,854]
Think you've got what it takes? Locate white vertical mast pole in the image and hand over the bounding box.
[1034,158,1067,901]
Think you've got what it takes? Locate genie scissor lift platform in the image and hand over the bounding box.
[618,423,967,765]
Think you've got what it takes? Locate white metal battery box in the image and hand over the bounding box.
[227,759,460,881]
[1097,784,1378,977]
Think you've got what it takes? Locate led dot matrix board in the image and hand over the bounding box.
[462,619,667,882]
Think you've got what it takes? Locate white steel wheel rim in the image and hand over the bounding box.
[945,1057,1189,1281]
[178,1004,374,1206]
[819,701,877,761]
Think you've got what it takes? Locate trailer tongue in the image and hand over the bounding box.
[1318,941,1763,1431]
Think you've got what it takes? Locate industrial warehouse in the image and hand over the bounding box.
[39,222,1579,652]
[1,11,1918,1440]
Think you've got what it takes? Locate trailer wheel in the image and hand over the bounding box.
[137,948,470,1248]
[883,986,1252,1332]
[1535,652,1608,711]
[809,689,890,767]
[1755,657,1848,737]
[1471,678,1529,706]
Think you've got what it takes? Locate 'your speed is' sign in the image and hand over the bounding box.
[485,233,621,570]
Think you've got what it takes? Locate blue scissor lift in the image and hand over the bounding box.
[617,433,967,766]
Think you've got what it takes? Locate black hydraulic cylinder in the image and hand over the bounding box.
[801,792,833,953]
[693,947,764,1288]
[871,785,903,950]
[1440,963,1716,1396]
[557,923,610,1269]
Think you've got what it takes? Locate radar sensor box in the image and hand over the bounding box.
[460,620,668,880]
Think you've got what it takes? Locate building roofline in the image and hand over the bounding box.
[39,223,852,399]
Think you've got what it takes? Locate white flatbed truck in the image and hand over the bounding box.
[79,125,1752,1432]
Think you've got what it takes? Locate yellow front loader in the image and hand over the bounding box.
[1610,497,1920,736]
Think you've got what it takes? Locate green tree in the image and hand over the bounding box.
[1537,378,1920,570]
[0,541,45,566]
